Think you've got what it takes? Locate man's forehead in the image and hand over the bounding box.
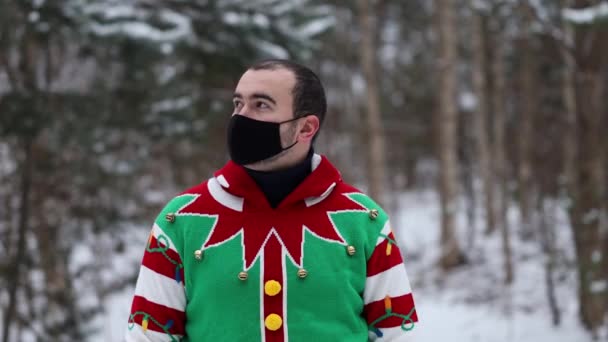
[235,68,295,97]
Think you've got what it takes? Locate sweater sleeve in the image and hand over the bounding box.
[125,223,186,342]
[364,220,418,341]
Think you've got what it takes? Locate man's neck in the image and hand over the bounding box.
[245,148,314,208]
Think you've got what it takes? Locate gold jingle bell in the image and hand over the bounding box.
[368,209,379,220]
[165,213,176,223]
[194,249,203,260]
[346,245,356,256]
[297,268,308,279]
[238,271,249,281]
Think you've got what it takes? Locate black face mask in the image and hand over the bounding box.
[227,114,301,165]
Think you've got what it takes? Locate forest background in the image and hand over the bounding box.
[0,0,607,341]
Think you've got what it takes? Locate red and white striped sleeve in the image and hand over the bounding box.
[126,223,186,342]
[364,221,418,341]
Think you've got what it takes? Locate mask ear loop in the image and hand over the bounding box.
[278,115,310,151]
[282,139,298,151]
[281,121,299,151]
[280,113,318,151]
[278,113,315,125]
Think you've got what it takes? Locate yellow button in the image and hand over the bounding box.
[264,280,282,296]
[264,313,283,331]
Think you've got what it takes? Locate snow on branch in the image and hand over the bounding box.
[296,15,335,38]
[562,2,608,25]
[83,2,192,43]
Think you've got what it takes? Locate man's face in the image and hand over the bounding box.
[233,68,296,124]
[229,67,320,170]
[232,68,299,156]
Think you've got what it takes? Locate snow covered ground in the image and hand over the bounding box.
[97,189,596,341]
[392,190,593,342]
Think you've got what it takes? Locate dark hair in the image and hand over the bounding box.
[249,59,327,139]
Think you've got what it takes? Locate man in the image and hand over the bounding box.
[126,59,418,341]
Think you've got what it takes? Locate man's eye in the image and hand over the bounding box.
[233,100,242,108]
[256,102,270,109]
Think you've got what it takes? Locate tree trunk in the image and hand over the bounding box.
[470,5,495,237]
[436,0,465,270]
[358,0,387,207]
[2,138,32,342]
[561,23,577,199]
[491,24,513,284]
[517,2,535,240]
[461,139,477,251]
[537,195,561,326]
[562,0,608,333]
[569,69,606,334]
[560,12,578,330]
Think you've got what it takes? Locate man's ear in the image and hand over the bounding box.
[298,115,320,141]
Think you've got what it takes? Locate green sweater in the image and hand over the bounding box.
[126,154,417,341]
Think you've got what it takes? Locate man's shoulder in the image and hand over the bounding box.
[334,180,362,194]
[334,181,388,216]
[159,178,213,211]
[334,181,380,205]
[331,181,390,250]
[178,179,211,197]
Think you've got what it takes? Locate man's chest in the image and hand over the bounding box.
[181,213,368,301]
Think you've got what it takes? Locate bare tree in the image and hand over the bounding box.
[358,0,388,207]
[1,14,37,340]
[436,0,466,270]
[470,3,496,237]
[1,137,32,342]
[490,18,513,284]
[559,0,608,334]
[537,195,561,326]
[517,2,536,239]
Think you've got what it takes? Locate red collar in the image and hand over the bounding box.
[177,154,366,269]
[213,154,342,210]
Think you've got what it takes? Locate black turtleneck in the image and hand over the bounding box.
[245,149,314,208]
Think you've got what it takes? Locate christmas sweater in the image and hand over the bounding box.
[126,154,418,341]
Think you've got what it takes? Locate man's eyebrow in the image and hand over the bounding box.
[232,92,276,105]
[251,93,276,105]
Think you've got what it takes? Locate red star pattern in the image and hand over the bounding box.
[178,187,366,269]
